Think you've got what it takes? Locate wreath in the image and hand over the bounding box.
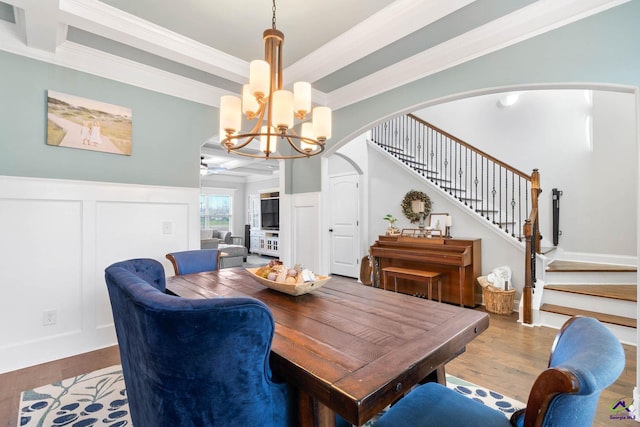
[401,190,431,223]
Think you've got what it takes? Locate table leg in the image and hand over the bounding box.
[419,365,447,385]
[297,389,337,427]
[458,266,465,306]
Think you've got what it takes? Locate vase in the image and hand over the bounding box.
[386,226,400,236]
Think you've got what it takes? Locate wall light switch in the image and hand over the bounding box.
[162,221,173,235]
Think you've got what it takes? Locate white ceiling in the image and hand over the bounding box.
[0,0,629,179]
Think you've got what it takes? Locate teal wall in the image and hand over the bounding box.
[0,52,216,188]
[289,0,640,193]
[1,1,638,192]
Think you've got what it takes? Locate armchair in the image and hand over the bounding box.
[166,249,221,275]
[104,258,294,427]
[375,316,625,427]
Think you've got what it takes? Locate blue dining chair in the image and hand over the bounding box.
[375,316,625,427]
[105,258,294,427]
[166,248,221,275]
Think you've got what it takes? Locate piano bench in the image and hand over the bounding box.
[382,267,442,302]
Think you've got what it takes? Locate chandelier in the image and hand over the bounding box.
[219,0,331,159]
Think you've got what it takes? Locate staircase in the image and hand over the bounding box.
[370,113,541,323]
[370,114,536,243]
[370,114,636,337]
[540,260,637,345]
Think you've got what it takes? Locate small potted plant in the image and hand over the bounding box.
[383,214,400,236]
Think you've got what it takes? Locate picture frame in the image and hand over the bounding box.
[46,90,132,156]
[429,213,450,236]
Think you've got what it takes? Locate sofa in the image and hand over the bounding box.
[200,229,248,268]
[200,229,232,248]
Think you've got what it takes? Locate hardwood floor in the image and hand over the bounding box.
[0,308,636,426]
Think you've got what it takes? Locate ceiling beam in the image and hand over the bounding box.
[17,0,66,52]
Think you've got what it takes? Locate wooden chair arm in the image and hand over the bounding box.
[166,253,179,275]
[513,367,580,427]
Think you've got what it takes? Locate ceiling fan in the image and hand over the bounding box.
[200,156,227,176]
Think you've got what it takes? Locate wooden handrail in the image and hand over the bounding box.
[408,114,532,180]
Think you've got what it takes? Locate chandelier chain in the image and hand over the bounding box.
[272,0,277,29]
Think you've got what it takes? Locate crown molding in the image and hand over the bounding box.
[55,41,228,107]
[327,0,631,110]
[59,0,248,84]
[0,24,226,107]
[284,0,476,86]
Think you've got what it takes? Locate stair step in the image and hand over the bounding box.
[441,186,467,193]
[540,303,636,328]
[427,177,452,184]
[413,167,439,176]
[547,260,636,272]
[544,284,636,302]
[458,196,483,203]
[379,144,404,153]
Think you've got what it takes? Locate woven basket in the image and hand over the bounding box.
[477,276,515,315]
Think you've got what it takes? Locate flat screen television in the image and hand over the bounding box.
[260,198,279,230]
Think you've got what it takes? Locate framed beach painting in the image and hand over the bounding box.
[46,90,132,155]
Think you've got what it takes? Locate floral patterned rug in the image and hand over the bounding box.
[18,366,524,426]
[19,366,129,427]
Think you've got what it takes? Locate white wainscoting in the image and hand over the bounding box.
[0,176,199,373]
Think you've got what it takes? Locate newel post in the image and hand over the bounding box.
[523,219,533,325]
[531,169,541,253]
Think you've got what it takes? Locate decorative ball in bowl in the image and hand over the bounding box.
[246,263,331,296]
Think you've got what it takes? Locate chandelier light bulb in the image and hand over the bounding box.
[220,95,241,134]
[272,90,293,130]
[242,84,259,117]
[260,125,277,154]
[249,60,270,100]
[293,82,311,118]
[312,106,331,140]
[300,122,316,153]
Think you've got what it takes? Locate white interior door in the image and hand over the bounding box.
[329,173,359,277]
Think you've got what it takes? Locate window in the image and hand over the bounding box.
[200,193,232,231]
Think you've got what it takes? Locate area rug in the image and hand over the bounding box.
[18,366,524,426]
[18,365,129,427]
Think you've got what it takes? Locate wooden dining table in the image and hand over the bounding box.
[166,267,489,427]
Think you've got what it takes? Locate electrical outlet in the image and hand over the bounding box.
[43,309,57,326]
[162,221,173,235]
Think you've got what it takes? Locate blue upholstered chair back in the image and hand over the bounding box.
[515,316,626,427]
[105,258,293,427]
[108,258,166,290]
[166,249,220,275]
[374,316,625,427]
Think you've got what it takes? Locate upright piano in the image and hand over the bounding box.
[369,235,481,307]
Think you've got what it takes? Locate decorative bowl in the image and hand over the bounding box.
[246,267,331,296]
